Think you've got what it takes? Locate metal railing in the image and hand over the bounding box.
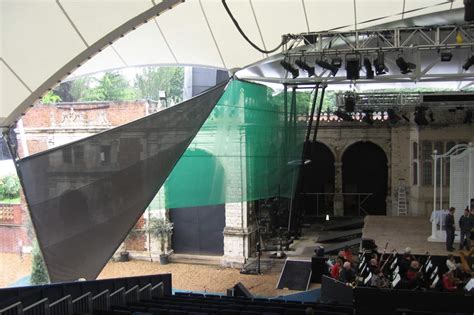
[110,287,126,306]
[92,289,110,311]
[151,282,164,299]
[301,192,372,216]
[23,298,49,315]
[138,283,152,301]
[125,285,139,304]
[50,295,72,315]
[72,292,92,314]
[0,302,23,315]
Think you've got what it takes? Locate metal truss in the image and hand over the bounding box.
[283,24,474,55]
[334,91,474,110]
[238,23,474,86]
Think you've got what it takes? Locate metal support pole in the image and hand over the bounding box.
[433,150,438,236]
[312,85,326,143]
[440,157,443,211]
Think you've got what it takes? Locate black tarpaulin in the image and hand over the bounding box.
[15,82,227,282]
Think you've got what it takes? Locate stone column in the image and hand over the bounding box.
[333,161,344,216]
[222,202,252,268]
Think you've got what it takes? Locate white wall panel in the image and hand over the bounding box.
[0,62,31,126]
[201,0,265,69]
[69,46,125,78]
[1,0,86,89]
[404,0,458,19]
[112,19,176,67]
[304,0,355,32]
[157,0,224,68]
[251,0,307,49]
[60,0,152,45]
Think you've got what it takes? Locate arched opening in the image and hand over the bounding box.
[342,141,388,216]
[301,141,335,217]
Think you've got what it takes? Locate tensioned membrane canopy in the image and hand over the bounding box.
[0,0,466,127]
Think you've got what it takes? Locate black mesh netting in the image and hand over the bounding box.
[15,82,227,282]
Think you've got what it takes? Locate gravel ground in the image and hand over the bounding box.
[0,254,300,297]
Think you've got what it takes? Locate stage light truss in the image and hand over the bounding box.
[282,24,474,55]
[334,92,474,110]
[238,24,474,85]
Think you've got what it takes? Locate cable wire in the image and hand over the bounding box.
[221,0,291,54]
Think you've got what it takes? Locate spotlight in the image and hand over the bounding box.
[374,51,388,75]
[334,110,354,121]
[363,57,374,79]
[295,59,315,77]
[462,56,474,71]
[331,57,342,68]
[414,106,429,126]
[280,60,299,79]
[387,108,401,124]
[440,51,453,62]
[362,110,374,125]
[344,92,356,112]
[316,59,339,76]
[345,54,360,80]
[396,56,416,74]
[464,110,473,124]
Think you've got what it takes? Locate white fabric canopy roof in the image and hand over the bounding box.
[0,0,465,128]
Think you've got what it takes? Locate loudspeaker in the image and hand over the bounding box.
[311,257,327,283]
[232,282,253,298]
[465,0,474,21]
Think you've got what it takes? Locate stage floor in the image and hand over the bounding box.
[362,215,456,256]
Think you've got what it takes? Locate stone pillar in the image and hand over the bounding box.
[333,161,344,216]
[222,202,251,268]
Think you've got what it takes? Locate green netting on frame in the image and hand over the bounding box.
[150,79,311,209]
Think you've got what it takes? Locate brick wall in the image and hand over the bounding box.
[0,204,29,253]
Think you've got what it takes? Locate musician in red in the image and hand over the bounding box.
[442,271,457,291]
[330,259,342,279]
[338,246,353,263]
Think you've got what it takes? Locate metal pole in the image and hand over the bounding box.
[312,86,326,143]
[433,150,438,236]
[469,143,473,210]
[440,156,443,211]
[305,85,320,143]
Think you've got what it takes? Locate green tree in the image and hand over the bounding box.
[0,175,20,199]
[30,241,49,285]
[41,91,61,104]
[83,72,136,101]
[135,67,184,103]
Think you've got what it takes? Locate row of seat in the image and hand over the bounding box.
[95,293,355,315]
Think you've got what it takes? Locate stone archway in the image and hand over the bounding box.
[342,141,388,216]
[300,141,335,217]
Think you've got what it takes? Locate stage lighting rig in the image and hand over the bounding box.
[345,54,360,80]
[280,60,299,79]
[387,108,401,124]
[373,51,388,75]
[295,59,315,77]
[344,92,356,112]
[331,57,342,68]
[334,110,354,121]
[462,55,474,71]
[396,56,416,74]
[362,110,374,125]
[414,106,429,126]
[440,50,453,62]
[316,59,339,76]
[363,57,374,79]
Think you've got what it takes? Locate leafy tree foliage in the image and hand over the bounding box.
[41,91,61,104]
[135,67,184,103]
[0,175,21,200]
[84,72,136,101]
[30,241,50,285]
